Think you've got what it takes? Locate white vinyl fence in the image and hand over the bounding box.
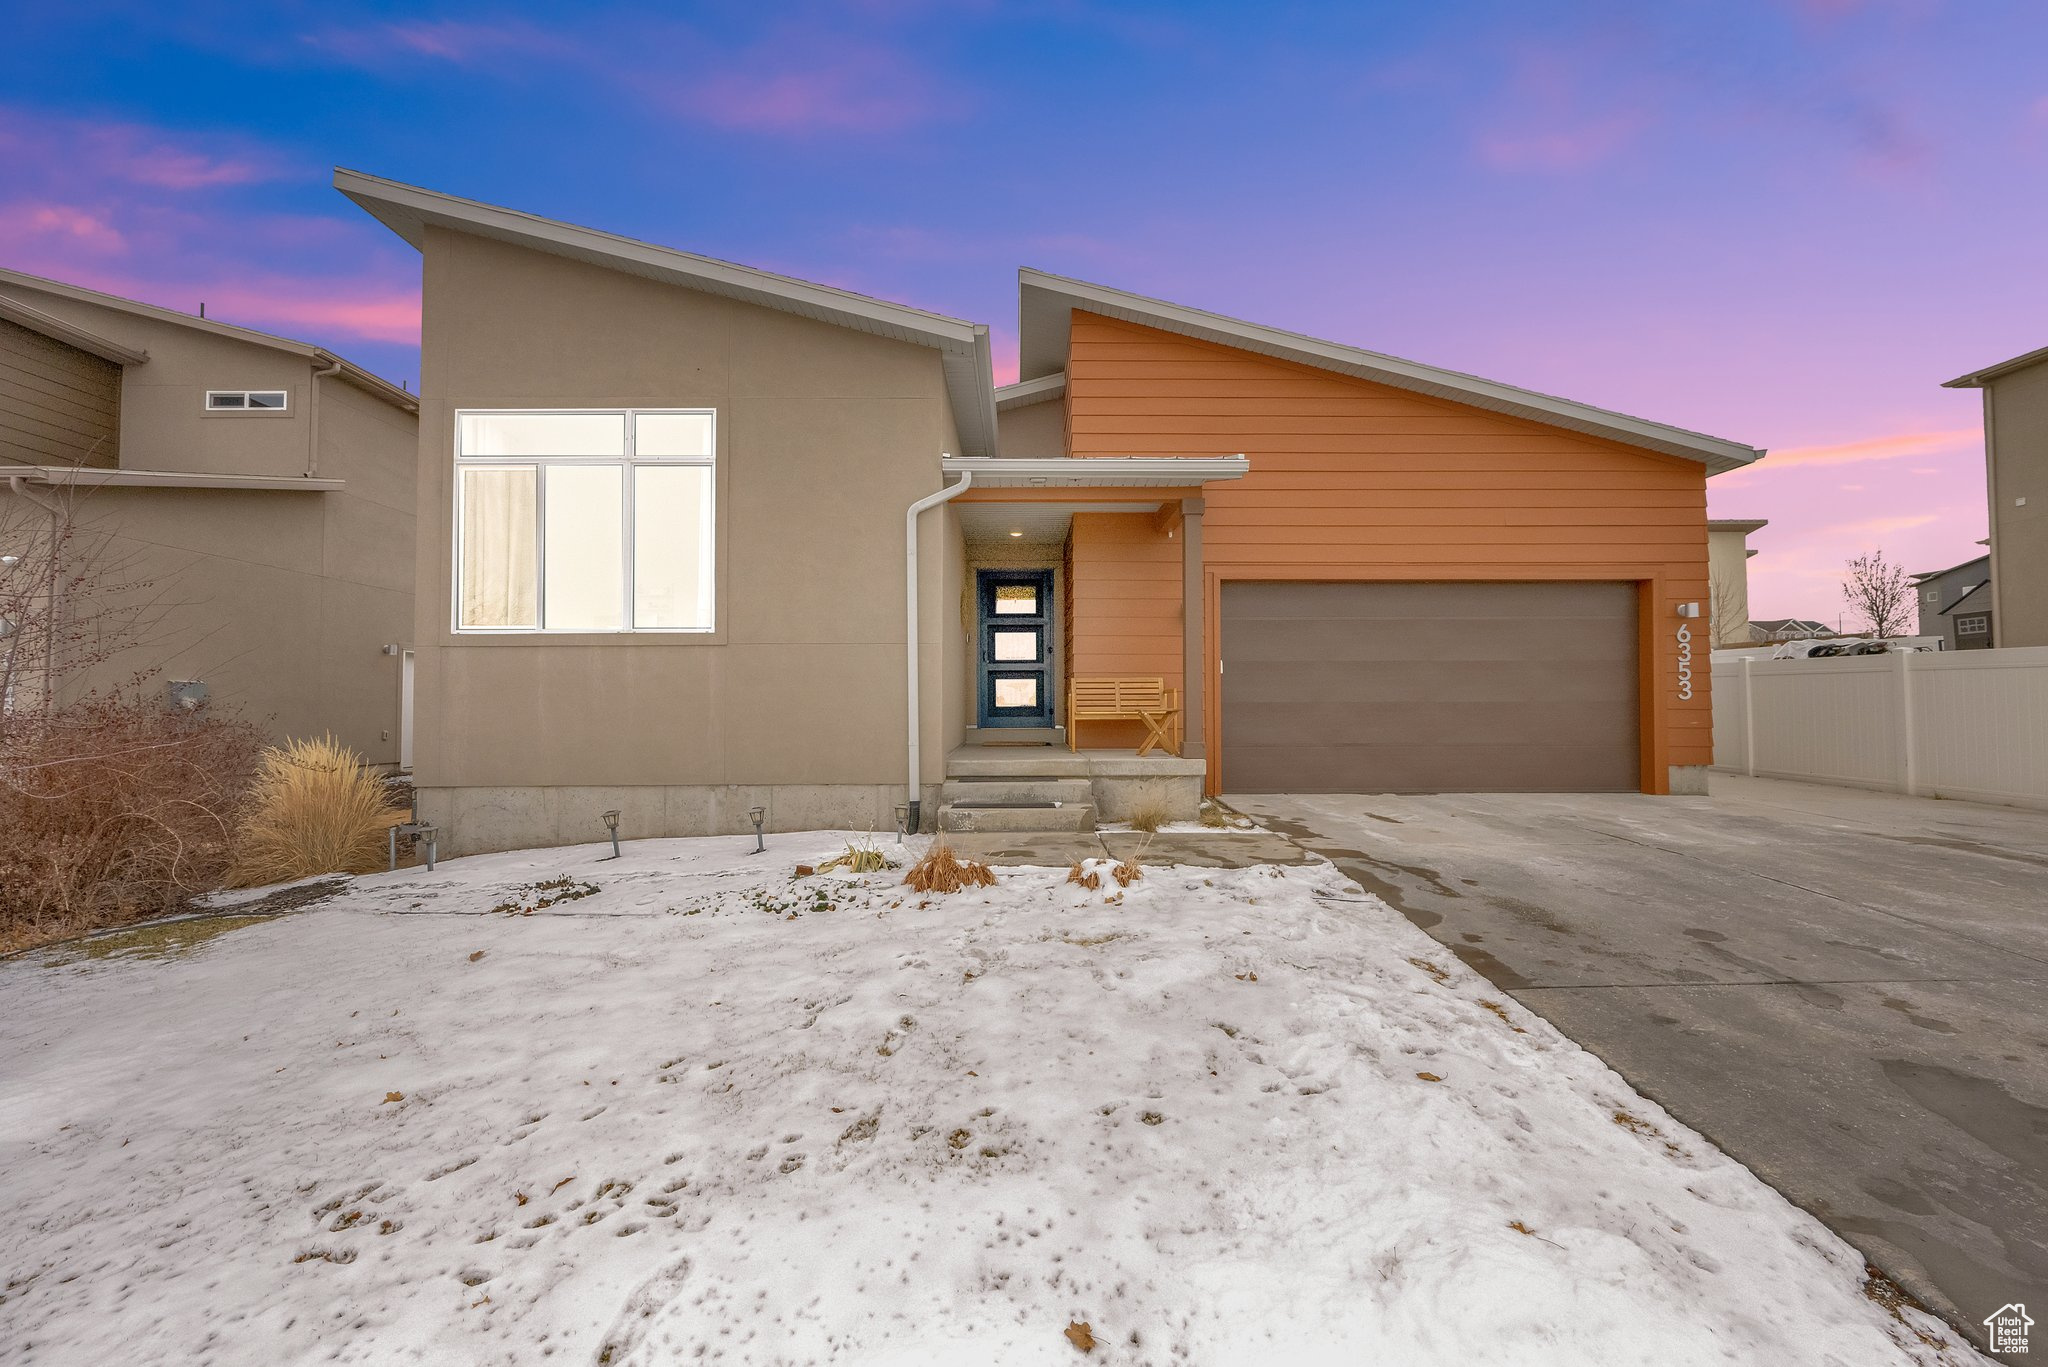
[1712,646,2048,810]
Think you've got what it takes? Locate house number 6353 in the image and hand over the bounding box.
[1676,622,1694,701]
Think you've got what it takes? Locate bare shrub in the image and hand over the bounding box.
[904,839,996,894]
[0,693,266,953]
[1065,860,1101,891]
[1123,795,1173,834]
[228,736,406,888]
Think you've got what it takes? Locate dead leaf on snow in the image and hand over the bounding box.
[1415,1072,1442,1083]
[1065,1321,1096,1353]
[468,950,486,962]
[382,1091,404,1104]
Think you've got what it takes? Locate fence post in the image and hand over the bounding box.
[1742,656,1757,777]
[1897,649,1919,797]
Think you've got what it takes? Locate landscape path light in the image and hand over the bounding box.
[748,805,766,854]
[600,809,621,860]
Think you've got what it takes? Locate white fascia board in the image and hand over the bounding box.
[8,466,345,492]
[0,294,149,366]
[335,168,992,453]
[1018,269,1766,475]
[995,372,1066,410]
[943,455,1248,487]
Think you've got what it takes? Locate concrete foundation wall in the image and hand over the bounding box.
[424,783,942,857]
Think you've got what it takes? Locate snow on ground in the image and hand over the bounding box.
[0,833,1978,1366]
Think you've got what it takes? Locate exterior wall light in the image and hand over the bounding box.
[600,809,621,860]
[1675,603,1701,618]
[748,805,766,853]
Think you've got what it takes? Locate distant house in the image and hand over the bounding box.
[1749,618,1831,642]
[1707,518,1766,645]
[1945,348,2047,646]
[0,268,419,764]
[1909,554,1993,650]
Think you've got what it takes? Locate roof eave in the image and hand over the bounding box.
[336,167,991,454]
[1018,269,1766,475]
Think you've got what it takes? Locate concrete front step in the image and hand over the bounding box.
[946,748,1092,779]
[964,726,1066,747]
[938,801,1097,834]
[941,775,1094,807]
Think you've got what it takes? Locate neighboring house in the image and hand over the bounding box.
[1945,349,2047,646]
[0,269,418,763]
[1748,618,1832,642]
[337,170,1765,855]
[1909,554,1993,649]
[1707,517,1766,646]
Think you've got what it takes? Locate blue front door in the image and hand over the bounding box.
[976,569,1054,728]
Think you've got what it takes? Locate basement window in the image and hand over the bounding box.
[454,409,715,633]
[206,390,289,411]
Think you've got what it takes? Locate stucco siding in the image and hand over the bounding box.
[1986,363,2048,646]
[412,228,957,826]
[1064,310,1712,791]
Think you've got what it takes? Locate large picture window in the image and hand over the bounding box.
[455,409,714,632]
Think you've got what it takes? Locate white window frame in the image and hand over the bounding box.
[205,389,290,412]
[452,407,716,635]
[1956,614,1989,635]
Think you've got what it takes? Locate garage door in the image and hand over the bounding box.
[1220,581,1639,793]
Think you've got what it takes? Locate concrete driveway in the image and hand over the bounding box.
[1232,775,2048,1360]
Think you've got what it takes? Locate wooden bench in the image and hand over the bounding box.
[1067,677,1182,756]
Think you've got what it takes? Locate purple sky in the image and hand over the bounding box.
[3,2,2040,621]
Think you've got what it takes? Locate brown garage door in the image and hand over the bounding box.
[1220,581,1639,793]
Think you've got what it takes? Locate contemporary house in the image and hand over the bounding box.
[0,269,418,762]
[1707,517,1766,646]
[1910,553,1993,649]
[1748,618,1832,642]
[1945,348,2046,646]
[336,170,1765,855]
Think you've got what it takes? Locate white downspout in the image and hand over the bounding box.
[905,463,972,833]
[307,358,342,477]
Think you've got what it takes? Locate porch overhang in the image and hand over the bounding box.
[942,455,1249,488]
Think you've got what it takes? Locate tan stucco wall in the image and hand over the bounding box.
[411,229,960,846]
[1985,363,2048,646]
[1706,526,1754,646]
[996,397,1065,458]
[0,290,416,762]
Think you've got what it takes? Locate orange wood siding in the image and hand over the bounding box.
[1067,511,1182,751]
[1064,310,1712,790]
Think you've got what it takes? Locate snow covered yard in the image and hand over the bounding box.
[0,833,1978,1366]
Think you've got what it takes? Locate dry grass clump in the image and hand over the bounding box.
[819,834,895,874]
[1123,795,1173,834]
[0,695,267,953]
[1067,856,1142,891]
[228,735,406,888]
[904,839,996,893]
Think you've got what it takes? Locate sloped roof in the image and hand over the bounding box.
[1910,554,1989,583]
[1943,345,2048,388]
[1017,269,1765,475]
[0,266,415,412]
[0,293,148,365]
[335,169,997,456]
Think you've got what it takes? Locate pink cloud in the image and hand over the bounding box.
[0,201,126,254]
[1478,112,1649,172]
[679,54,936,134]
[199,283,421,345]
[0,107,284,194]
[1473,46,1653,172]
[302,19,560,67]
[1720,424,1980,478]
